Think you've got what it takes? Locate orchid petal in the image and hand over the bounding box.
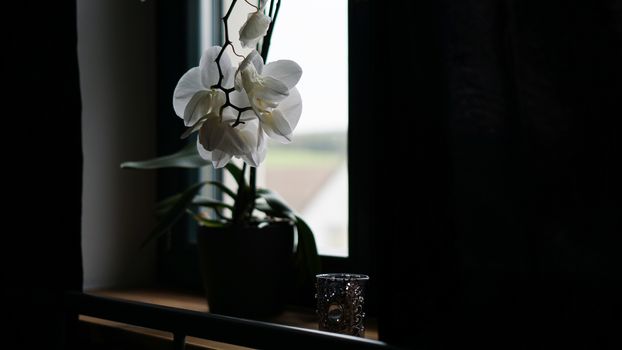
[227,90,257,122]
[277,87,302,130]
[239,11,271,49]
[263,60,302,89]
[183,90,224,127]
[226,123,257,155]
[183,91,209,126]
[260,110,292,143]
[196,138,232,168]
[201,118,227,152]
[240,122,267,166]
[254,76,289,104]
[246,50,265,73]
[229,86,251,109]
[240,147,266,167]
[235,51,263,91]
[180,116,207,139]
[173,67,202,118]
[259,88,302,143]
[199,46,230,88]
[240,119,262,150]
[211,150,232,168]
[222,65,237,89]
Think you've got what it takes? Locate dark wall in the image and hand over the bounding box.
[5,1,83,348]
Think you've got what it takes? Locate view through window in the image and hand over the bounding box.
[201,0,349,257]
[266,1,349,257]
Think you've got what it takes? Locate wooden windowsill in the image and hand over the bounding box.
[80,288,378,349]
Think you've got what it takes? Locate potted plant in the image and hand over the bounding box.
[122,0,320,318]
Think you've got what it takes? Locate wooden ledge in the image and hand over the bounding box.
[78,288,378,349]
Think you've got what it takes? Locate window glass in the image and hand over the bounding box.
[266,1,349,257]
[204,0,349,257]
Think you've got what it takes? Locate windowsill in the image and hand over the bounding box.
[80,288,378,349]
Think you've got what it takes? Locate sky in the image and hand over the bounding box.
[268,0,349,134]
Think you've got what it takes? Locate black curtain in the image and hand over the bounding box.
[357,1,622,348]
[5,1,82,348]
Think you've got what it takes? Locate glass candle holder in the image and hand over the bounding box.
[315,273,369,337]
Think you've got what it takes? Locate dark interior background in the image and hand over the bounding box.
[356,1,622,348]
[6,1,83,349]
[5,0,621,349]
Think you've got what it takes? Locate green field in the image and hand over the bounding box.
[266,148,344,167]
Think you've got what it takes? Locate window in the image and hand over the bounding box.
[203,0,349,258]
[264,0,349,258]
[160,0,369,292]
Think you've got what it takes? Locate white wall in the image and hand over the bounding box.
[78,0,157,289]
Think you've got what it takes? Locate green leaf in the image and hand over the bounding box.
[211,206,231,221]
[191,196,234,211]
[254,201,292,219]
[197,219,228,228]
[155,181,236,217]
[225,162,246,188]
[121,142,211,169]
[205,181,237,200]
[256,188,321,281]
[155,193,183,216]
[294,215,321,280]
[141,181,208,248]
[185,209,227,228]
[256,188,295,219]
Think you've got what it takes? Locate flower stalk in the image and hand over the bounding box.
[211,0,252,127]
[208,0,282,221]
[261,0,281,61]
[248,0,281,219]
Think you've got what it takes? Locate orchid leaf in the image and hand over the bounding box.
[225,163,246,188]
[205,181,237,200]
[185,209,227,228]
[121,142,211,169]
[155,193,183,216]
[256,188,320,281]
[191,196,234,211]
[212,206,232,221]
[254,201,290,218]
[156,182,235,217]
[192,196,234,221]
[197,219,228,228]
[294,215,321,282]
[141,181,208,248]
[256,188,295,219]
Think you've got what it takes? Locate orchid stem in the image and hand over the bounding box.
[261,0,280,61]
[244,0,259,10]
[211,0,280,221]
[268,0,275,18]
[211,0,248,127]
[213,0,236,88]
[249,167,257,217]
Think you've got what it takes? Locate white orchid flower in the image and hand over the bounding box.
[173,46,231,126]
[259,87,302,143]
[239,0,271,49]
[173,46,265,168]
[235,50,303,143]
[196,113,267,168]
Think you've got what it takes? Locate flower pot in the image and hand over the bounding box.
[196,221,294,318]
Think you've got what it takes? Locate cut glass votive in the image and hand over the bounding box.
[315,273,369,337]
